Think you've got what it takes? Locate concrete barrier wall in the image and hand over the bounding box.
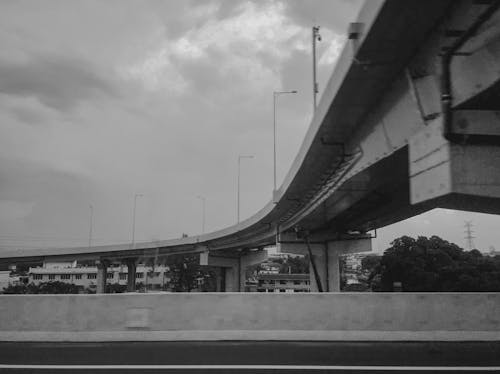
[0,293,499,341]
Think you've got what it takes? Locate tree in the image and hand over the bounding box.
[2,281,80,294]
[370,235,500,292]
[361,255,381,274]
[166,254,216,292]
[279,255,309,274]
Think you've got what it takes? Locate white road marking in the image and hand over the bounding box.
[0,364,499,371]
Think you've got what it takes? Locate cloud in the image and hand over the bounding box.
[281,0,364,33]
[0,0,373,251]
[0,53,119,112]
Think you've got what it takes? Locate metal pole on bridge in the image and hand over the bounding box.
[132,193,143,248]
[312,26,321,112]
[88,204,93,250]
[197,195,206,234]
[237,155,254,223]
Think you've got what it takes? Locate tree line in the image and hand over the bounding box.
[360,235,500,292]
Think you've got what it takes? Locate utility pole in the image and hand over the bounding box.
[312,25,321,111]
[237,155,254,223]
[88,204,93,250]
[132,193,143,247]
[197,195,206,234]
[464,221,476,250]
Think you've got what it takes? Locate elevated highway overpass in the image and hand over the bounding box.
[2,0,500,293]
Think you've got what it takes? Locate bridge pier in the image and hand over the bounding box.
[125,258,138,292]
[278,235,372,292]
[200,250,268,292]
[96,259,110,294]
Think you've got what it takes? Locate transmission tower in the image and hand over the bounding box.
[464,221,476,250]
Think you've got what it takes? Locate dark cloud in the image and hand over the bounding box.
[0,53,119,112]
[281,0,364,33]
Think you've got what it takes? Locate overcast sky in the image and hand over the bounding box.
[1,0,499,254]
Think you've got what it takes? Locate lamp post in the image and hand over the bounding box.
[237,155,254,223]
[132,193,143,247]
[312,25,321,111]
[88,204,93,250]
[273,90,297,192]
[197,195,206,234]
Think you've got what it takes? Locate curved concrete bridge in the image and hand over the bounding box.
[2,0,500,294]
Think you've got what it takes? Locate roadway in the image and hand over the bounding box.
[1,341,500,373]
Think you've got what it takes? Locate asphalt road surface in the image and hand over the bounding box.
[1,341,500,373]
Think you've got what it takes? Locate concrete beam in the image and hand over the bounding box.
[410,119,500,205]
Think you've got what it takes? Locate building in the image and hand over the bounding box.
[254,273,310,293]
[0,270,21,291]
[257,260,281,275]
[29,263,170,292]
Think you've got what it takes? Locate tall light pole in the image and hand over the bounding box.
[132,193,143,247]
[197,195,206,234]
[273,90,297,192]
[237,155,254,223]
[312,25,321,111]
[88,204,93,250]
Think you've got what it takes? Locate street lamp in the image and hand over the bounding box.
[273,90,297,192]
[237,155,254,223]
[88,204,93,250]
[132,193,143,247]
[312,25,321,111]
[197,195,206,234]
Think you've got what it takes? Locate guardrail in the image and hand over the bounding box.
[0,293,498,342]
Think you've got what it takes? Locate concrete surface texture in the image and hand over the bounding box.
[0,293,499,342]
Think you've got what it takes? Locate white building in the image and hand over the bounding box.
[0,270,20,291]
[29,263,170,292]
[255,274,310,293]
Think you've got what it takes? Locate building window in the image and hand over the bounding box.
[269,280,275,284]
[293,281,301,285]
[279,280,287,285]
[60,274,70,280]
[136,272,144,279]
[87,273,97,279]
[48,274,56,280]
[107,273,114,279]
[33,274,43,280]
[119,273,127,280]
[75,274,82,280]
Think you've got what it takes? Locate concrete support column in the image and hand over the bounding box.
[96,259,110,294]
[225,263,240,292]
[307,243,328,292]
[125,258,137,292]
[214,267,223,292]
[326,244,341,292]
